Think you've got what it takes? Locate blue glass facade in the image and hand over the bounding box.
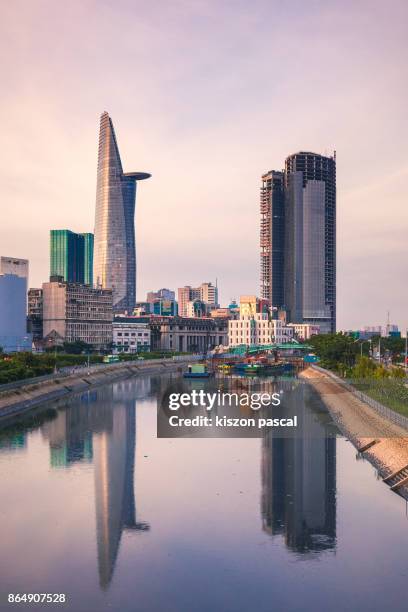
[50,230,93,284]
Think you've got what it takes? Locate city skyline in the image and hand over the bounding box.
[1,1,407,331]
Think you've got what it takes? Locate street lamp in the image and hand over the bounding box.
[359,338,372,357]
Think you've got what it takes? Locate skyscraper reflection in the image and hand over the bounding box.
[93,381,149,589]
[261,382,337,553]
[41,404,93,467]
[0,430,26,453]
[41,379,150,589]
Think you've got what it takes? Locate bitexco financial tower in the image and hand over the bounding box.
[93,111,150,311]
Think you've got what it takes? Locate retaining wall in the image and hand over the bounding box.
[311,364,408,431]
[0,355,203,422]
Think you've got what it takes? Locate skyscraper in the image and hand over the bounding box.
[93,112,151,312]
[81,233,94,286]
[0,256,31,352]
[284,152,336,333]
[260,152,336,334]
[260,171,285,308]
[50,230,93,285]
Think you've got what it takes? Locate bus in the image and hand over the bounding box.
[103,354,120,364]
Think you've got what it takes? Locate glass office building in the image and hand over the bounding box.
[284,152,336,333]
[50,230,93,285]
[82,233,94,286]
[260,171,285,308]
[93,112,151,312]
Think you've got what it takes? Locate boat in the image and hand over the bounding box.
[183,363,214,378]
[233,363,264,375]
[233,360,294,376]
[217,363,233,373]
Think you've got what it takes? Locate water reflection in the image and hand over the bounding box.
[41,404,93,467]
[0,375,337,594]
[0,430,26,453]
[261,383,337,553]
[40,379,151,589]
[92,383,149,589]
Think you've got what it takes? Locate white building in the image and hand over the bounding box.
[228,314,293,347]
[199,282,219,308]
[0,256,29,280]
[113,318,151,353]
[287,323,320,340]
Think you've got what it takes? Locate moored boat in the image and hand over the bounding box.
[183,363,214,378]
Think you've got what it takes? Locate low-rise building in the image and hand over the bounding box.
[239,295,270,317]
[42,279,113,349]
[185,299,208,318]
[151,299,178,316]
[209,307,239,320]
[287,323,320,340]
[113,317,151,353]
[133,302,151,316]
[147,316,228,352]
[228,314,293,347]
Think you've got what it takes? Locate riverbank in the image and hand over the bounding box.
[0,356,195,422]
[300,366,408,498]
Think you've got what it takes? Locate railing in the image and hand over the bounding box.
[0,354,204,394]
[311,365,408,431]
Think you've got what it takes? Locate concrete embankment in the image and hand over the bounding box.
[300,366,408,498]
[0,357,192,422]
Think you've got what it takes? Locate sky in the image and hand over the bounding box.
[1,0,407,331]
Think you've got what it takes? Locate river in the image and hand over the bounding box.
[0,373,407,612]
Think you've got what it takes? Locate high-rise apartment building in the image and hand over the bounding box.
[177,286,201,317]
[27,288,43,341]
[93,112,151,312]
[50,230,93,285]
[284,152,336,333]
[82,233,94,286]
[199,282,219,308]
[260,152,336,334]
[177,282,218,317]
[42,280,113,348]
[260,171,285,308]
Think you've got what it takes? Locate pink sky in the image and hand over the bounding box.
[1,0,407,331]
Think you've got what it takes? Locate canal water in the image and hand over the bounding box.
[0,374,407,612]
